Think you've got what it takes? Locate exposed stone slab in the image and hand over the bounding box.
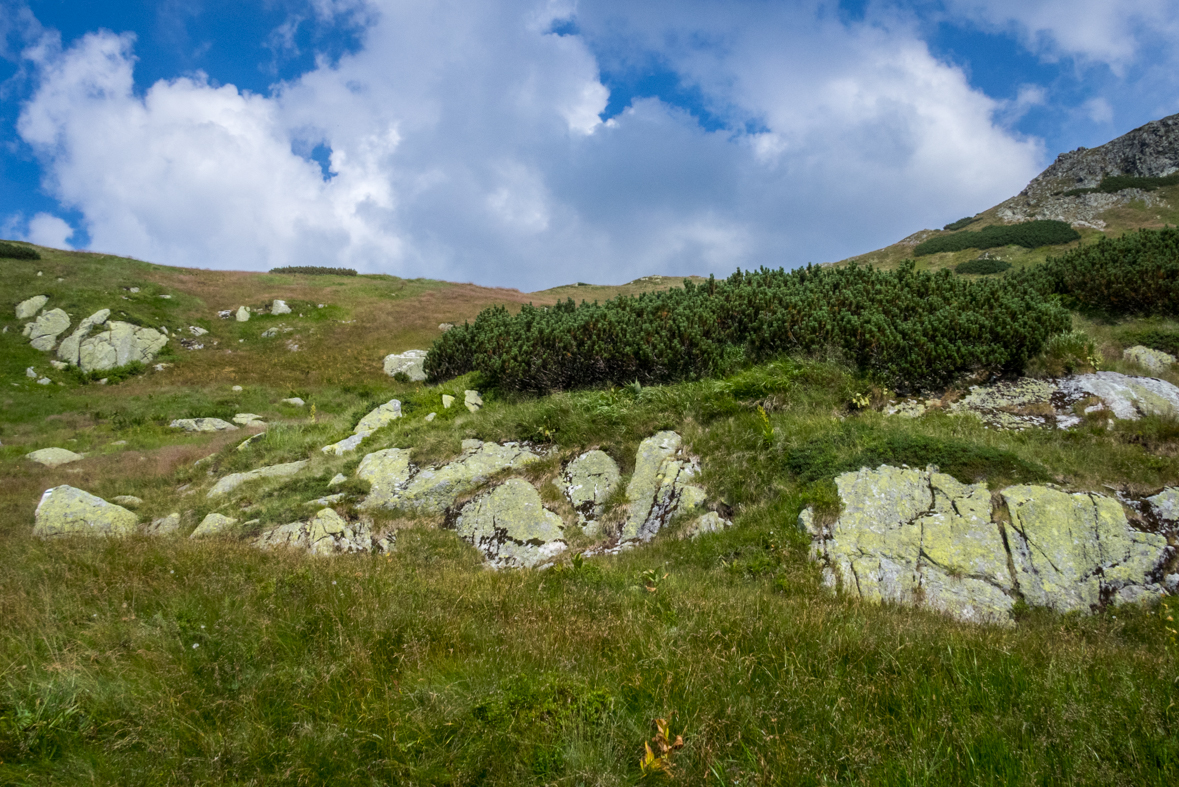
[563,450,621,532]
[170,418,238,432]
[360,440,541,515]
[383,350,427,381]
[190,513,239,538]
[354,398,402,436]
[464,390,483,412]
[111,495,142,508]
[453,479,566,568]
[25,447,84,467]
[27,308,70,351]
[236,306,250,322]
[15,295,48,320]
[207,460,309,498]
[33,486,137,538]
[232,413,265,427]
[56,309,110,366]
[78,321,167,372]
[254,508,374,556]
[621,431,706,543]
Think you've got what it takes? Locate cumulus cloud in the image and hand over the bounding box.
[15,0,1044,288]
[24,212,74,248]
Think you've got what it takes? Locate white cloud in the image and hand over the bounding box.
[15,0,1044,288]
[24,212,74,248]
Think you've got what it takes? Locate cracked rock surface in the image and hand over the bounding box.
[254,508,388,556]
[452,479,565,568]
[563,450,620,533]
[621,431,706,543]
[804,465,1174,624]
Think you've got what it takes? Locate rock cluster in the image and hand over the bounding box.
[452,480,566,568]
[255,508,390,556]
[13,295,168,373]
[802,465,1176,624]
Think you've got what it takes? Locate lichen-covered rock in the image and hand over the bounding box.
[322,433,365,456]
[111,495,142,508]
[33,486,137,537]
[804,465,1173,624]
[236,306,250,322]
[25,447,84,467]
[15,295,48,320]
[453,479,565,568]
[144,512,181,535]
[170,417,238,432]
[190,512,238,538]
[271,299,291,315]
[563,450,620,531]
[1058,372,1179,421]
[442,394,455,409]
[360,441,541,514]
[78,321,167,372]
[232,413,265,427]
[680,511,732,539]
[27,308,70,351]
[56,309,110,366]
[1124,345,1176,373]
[464,390,483,413]
[949,378,1059,430]
[1148,488,1179,522]
[383,350,427,381]
[353,398,402,436]
[254,508,373,556]
[207,460,308,498]
[1001,485,1169,613]
[620,432,706,542]
[281,397,304,407]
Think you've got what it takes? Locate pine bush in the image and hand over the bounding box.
[0,241,41,260]
[269,266,357,276]
[914,220,1080,256]
[955,258,1011,275]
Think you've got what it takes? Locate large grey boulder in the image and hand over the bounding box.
[1148,488,1179,522]
[170,418,238,432]
[803,465,1172,624]
[78,321,167,372]
[15,295,48,320]
[190,513,239,538]
[26,308,71,351]
[383,350,427,381]
[1058,372,1179,421]
[207,459,309,498]
[56,309,110,366]
[620,432,706,543]
[562,450,620,532]
[33,486,137,538]
[452,479,566,568]
[254,508,375,556]
[271,299,291,315]
[360,440,542,514]
[1124,345,1176,373]
[25,447,84,467]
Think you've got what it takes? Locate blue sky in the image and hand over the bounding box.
[2,1,1177,288]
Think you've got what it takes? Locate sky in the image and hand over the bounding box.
[1,1,1177,289]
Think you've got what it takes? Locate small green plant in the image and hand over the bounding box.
[1033,329,1101,375]
[756,405,775,442]
[639,718,684,777]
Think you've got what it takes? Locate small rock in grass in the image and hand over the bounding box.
[26,367,36,378]
[111,495,143,508]
[439,323,454,332]
[50,360,67,370]
[232,413,265,427]
[144,512,181,535]
[383,350,427,381]
[207,460,309,498]
[328,473,348,488]
[464,390,483,413]
[170,418,237,432]
[441,394,455,409]
[281,397,305,407]
[36,377,51,385]
[237,433,265,451]
[680,511,732,539]
[425,412,436,422]
[235,306,250,322]
[189,326,208,336]
[26,447,84,467]
[232,385,242,392]
[322,433,365,455]
[190,512,239,538]
[271,299,291,315]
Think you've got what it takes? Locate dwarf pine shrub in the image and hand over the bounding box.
[955,258,1011,275]
[914,220,1080,256]
[425,262,1070,393]
[1063,173,1179,197]
[0,241,41,260]
[269,266,357,276]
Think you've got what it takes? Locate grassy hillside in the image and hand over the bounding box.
[2,243,1179,784]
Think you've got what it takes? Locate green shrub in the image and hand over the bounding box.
[914,220,1080,256]
[269,266,357,276]
[955,258,1012,275]
[1024,226,1179,316]
[425,262,1070,394]
[943,216,978,231]
[67,361,147,385]
[1029,330,1100,377]
[1118,327,1179,356]
[1063,173,1179,197]
[0,241,41,260]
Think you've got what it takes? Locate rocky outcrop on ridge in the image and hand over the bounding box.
[801,465,1176,624]
[14,293,168,371]
[254,508,390,556]
[562,450,621,534]
[996,112,1179,228]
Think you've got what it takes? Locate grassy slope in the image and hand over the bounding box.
[837,183,1179,273]
[2,246,1179,784]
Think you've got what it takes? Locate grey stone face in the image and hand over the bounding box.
[33,486,137,538]
[254,509,373,556]
[25,447,84,467]
[190,513,239,538]
[383,350,427,381]
[1124,345,1176,373]
[562,450,621,530]
[453,479,566,568]
[57,309,110,366]
[170,418,238,433]
[27,308,71,351]
[78,321,167,372]
[621,432,706,543]
[144,513,182,535]
[15,295,48,320]
[207,460,309,498]
[271,299,292,315]
[803,465,1173,624]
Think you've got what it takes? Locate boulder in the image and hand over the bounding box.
[322,433,365,456]
[190,513,239,538]
[803,465,1172,623]
[354,398,402,435]
[170,418,238,432]
[236,306,250,322]
[111,495,143,508]
[144,513,182,535]
[1058,372,1179,421]
[328,473,347,488]
[1148,488,1179,522]
[383,350,427,381]
[620,432,706,543]
[207,459,309,498]
[232,413,266,427]
[254,508,373,556]
[281,397,305,407]
[25,447,84,467]
[78,321,167,372]
[360,440,542,514]
[25,367,36,378]
[27,308,71,351]
[271,299,291,315]
[15,295,48,320]
[56,309,110,366]
[188,326,208,336]
[33,486,137,538]
[1123,345,1176,373]
[453,479,566,568]
[680,511,732,539]
[464,390,483,412]
[562,450,620,532]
